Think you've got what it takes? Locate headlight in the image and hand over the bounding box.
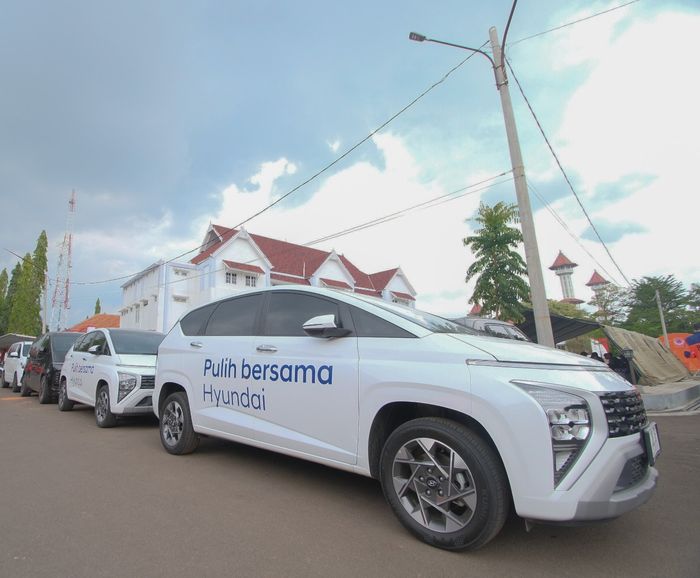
[513,381,591,486]
[117,372,138,402]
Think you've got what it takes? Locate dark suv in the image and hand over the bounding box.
[21,332,82,403]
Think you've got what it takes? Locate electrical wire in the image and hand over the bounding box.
[505,57,631,286]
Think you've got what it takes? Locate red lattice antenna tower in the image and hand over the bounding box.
[50,190,77,330]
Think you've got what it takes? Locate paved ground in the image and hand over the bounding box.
[1,388,699,578]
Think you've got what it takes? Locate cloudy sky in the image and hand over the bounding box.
[1,0,698,326]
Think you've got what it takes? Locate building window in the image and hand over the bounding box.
[245,275,257,287]
[226,272,237,285]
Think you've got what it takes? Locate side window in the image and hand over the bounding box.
[350,307,415,338]
[264,293,340,337]
[485,324,510,339]
[180,303,217,336]
[205,294,262,336]
[74,332,96,353]
[91,332,108,354]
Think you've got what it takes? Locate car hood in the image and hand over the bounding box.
[446,333,603,367]
[116,354,157,369]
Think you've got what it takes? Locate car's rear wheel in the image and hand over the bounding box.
[160,391,199,455]
[38,375,52,404]
[17,374,29,395]
[95,384,117,428]
[58,379,74,411]
[379,417,509,551]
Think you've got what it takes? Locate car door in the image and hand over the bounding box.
[183,293,262,440]
[249,291,359,465]
[66,332,97,404]
[26,336,47,391]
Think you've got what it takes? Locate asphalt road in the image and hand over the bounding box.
[1,388,699,578]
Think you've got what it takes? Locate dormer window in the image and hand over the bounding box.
[245,275,257,287]
[226,272,237,285]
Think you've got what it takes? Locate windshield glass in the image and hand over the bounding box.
[348,295,476,335]
[109,331,164,355]
[51,333,82,361]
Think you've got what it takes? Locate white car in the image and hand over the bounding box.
[59,328,165,427]
[3,340,33,392]
[153,286,659,551]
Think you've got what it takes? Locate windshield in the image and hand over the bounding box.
[109,331,164,355]
[51,333,81,361]
[349,295,477,335]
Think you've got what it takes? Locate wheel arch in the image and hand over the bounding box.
[367,402,504,481]
[158,382,188,416]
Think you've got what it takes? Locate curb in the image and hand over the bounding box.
[642,383,700,411]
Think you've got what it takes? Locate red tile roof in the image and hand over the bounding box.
[68,314,120,333]
[586,270,609,287]
[321,278,352,290]
[192,226,413,298]
[368,268,398,291]
[354,288,381,297]
[549,251,578,270]
[469,303,482,315]
[222,260,265,274]
[270,273,310,285]
[390,291,415,302]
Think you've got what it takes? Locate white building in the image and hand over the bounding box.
[120,224,417,332]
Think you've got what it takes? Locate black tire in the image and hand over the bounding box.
[95,384,117,428]
[57,379,74,412]
[159,391,199,455]
[1,375,8,388]
[17,374,29,396]
[38,375,52,404]
[379,417,509,551]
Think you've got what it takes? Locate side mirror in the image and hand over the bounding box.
[8,351,19,358]
[302,314,351,338]
[87,344,103,355]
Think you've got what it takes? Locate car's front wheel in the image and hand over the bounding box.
[379,417,509,551]
[160,391,199,455]
[95,384,117,428]
[58,379,74,412]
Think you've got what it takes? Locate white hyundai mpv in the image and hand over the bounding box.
[59,328,165,427]
[153,286,659,551]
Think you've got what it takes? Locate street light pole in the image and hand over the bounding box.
[409,28,554,347]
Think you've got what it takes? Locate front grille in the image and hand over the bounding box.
[615,454,648,492]
[599,390,648,437]
[52,371,61,387]
[140,375,155,389]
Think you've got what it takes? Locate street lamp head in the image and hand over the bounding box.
[409,32,427,42]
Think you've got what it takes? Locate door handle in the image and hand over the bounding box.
[256,345,278,353]
[190,341,204,349]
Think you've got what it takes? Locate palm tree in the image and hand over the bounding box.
[463,202,530,322]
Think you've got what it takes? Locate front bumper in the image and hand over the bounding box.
[518,432,658,522]
[112,375,155,415]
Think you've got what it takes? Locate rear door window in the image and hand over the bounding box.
[205,294,262,336]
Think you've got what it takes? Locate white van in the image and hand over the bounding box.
[153,286,659,551]
[3,340,33,392]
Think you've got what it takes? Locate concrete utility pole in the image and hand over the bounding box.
[488,27,554,347]
[409,27,555,346]
[655,289,669,348]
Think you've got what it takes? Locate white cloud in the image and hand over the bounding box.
[327,139,340,153]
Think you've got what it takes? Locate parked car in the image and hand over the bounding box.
[153,286,659,551]
[451,316,531,341]
[2,341,33,392]
[20,332,82,403]
[58,328,165,427]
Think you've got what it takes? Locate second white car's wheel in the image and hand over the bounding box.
[95,384,117,428]
[38,375,52,404]
[380,417,509,551]
[57,379,74,412]
[160,391,199,455]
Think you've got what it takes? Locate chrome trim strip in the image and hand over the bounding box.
[466,359,612,372]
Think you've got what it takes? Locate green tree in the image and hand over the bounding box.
[588,283,629,325]
[8,253,42,335]
[624,275,691,336]
[688,283,700,313]
[94,298,102,315]
[464,202,530,323]
[0,268,7,320]
[0,263,22,334]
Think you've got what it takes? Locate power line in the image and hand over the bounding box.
[507,0,642,47]
[505,57,631,286]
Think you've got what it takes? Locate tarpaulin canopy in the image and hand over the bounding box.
[517,310,600,344]
[603,325,690,386]
[0,333,36,352]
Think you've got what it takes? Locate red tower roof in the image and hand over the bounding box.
[586,270,609,287]
[549,251,578,270]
